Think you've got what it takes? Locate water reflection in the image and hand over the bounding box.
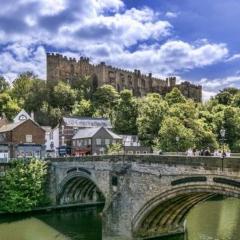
[0,206,103,240]
[0,198,240,240]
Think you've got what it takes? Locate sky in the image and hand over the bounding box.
[0,0,239,101]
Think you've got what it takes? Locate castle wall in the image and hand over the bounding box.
[46,53,202,102]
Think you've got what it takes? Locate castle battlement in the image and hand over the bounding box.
[46,53,202,102]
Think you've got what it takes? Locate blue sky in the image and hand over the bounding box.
[0,0,239,100]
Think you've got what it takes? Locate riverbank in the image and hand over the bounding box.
[0,201,105,216]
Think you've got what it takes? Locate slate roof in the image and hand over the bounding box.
[72,127,122,140]
[62,117,112,128]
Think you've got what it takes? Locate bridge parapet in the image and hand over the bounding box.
[47,155,240,172]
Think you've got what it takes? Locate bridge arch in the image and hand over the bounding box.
[132,184,240,239]
[57,170,105,205]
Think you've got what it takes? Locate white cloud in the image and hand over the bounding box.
[0,0,232,90]
[202,90,216,102]
[199,74,240,101]
[165,11,178,18]
[97,40,229,76]
[226,53,240,62]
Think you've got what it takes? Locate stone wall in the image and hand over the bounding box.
[46,53,202,101]
[48,155,240,239]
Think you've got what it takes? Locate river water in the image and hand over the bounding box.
[0,198,240,240]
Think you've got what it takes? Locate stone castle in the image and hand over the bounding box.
[46,53,202,102]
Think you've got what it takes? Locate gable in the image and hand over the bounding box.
[13,109,31,123]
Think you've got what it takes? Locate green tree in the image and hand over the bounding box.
[51,81,77,112]
[35,101,62,127]
[72,99,94,117]
[24,79,47,112]
[71,75,94,100]
[0,76,9,93]
[0,92,20,119]
[93,84,119,119]
[10,72,35,106]
[157,116,195,151]
[137,93,168,146]
[214,88,239,105]
[112,89,138,134]
[0,159,48,213]
[165,87,187,105]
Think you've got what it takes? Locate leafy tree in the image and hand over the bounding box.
[214,88,239,105]
[0,76,9,92]
[112,89,138,134]
[0,159,48,213]
[35,102,62,127]
[191,119,218,150]
[24,79,47,112]
[165,87,187,105]
[137,93,168,146]
[71,75,94,100]
[72,99,94,117]
[0,92,20,119]
[107,143,123,155]
[10,72,35,106]
[51,81,77,112]
[232,92,240,107]
[157,116,195,151]
[93,84,119,119]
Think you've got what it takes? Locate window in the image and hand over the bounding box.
[136,151,140,155]
[96,139,101,146]
[88,139,92,145]
[26,135,32,143]
[112,139,116,144]
[105,139,110,145]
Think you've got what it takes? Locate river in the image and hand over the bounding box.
[0,198,240,240]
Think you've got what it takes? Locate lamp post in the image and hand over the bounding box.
[176,136,180,156]
[220,127,226,171]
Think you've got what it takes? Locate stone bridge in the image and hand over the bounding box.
[47,155,240,239]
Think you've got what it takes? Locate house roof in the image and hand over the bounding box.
[0,122,23,133]
[72,127,122,140]
[0,119,45,133]
[62,117,112,128]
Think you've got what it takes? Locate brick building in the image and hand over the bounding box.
[0,119,45,159]
[46,53,202,102]
[58,116,112,156]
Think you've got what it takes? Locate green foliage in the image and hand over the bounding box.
[0,76,9,92]
[51,81,77,112]
[112,90,138,134]
[0,92,20,119]
[72,99,94,117]
[0,159,48,213]
[107,143,123,155]
[158,117,195,151]
[93,84,119,119]
[137,93,168,146]
[165,87,187,105]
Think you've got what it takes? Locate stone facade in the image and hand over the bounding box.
[47,155,240,239]
[46,53,202,102]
